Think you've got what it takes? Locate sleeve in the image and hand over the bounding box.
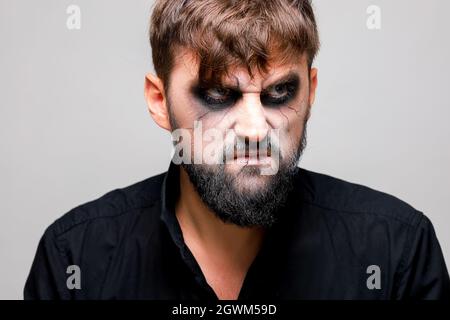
[23,225,72,300]
[394,214,450,300]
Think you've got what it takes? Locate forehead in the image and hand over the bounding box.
[170,47,309,90]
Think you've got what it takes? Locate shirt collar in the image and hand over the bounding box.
[159,161,218,294]
[160,161,186,250]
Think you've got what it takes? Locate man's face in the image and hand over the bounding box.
[150,48,317,227]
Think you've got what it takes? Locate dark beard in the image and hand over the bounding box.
[181,127,307,228]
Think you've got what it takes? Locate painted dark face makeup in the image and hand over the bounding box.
[260,73,300,107]
[190,72,301,112]
[167,48,312,190]
[165,49,313,227]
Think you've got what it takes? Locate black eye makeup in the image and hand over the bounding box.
[260,75,300,107]
[191,85,241,111]
[190,73,301,111]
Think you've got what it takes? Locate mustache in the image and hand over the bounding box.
[223,134,280,161]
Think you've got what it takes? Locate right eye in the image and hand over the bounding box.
[194,86,239,110]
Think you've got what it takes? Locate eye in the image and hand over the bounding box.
[272,84,290,98]
[206,87,231,101]
[193,86,239,110]
[261,80,298,107]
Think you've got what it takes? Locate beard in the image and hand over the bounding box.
[182,141,306,229]
[169,103,308,228]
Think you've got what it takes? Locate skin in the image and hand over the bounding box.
[144,47,318,299]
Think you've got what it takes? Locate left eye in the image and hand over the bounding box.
[270,84,290,98]
[261,82,297,106]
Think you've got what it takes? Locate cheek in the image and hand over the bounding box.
[265,104,308,153]
[265,106,306,133]
[265,84,310,127]
[171,91,236,129]
[169,94,210,128]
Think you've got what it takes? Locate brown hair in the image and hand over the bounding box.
[149,0,320,88]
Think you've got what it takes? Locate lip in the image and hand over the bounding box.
[232,141,272,157]
[233,156,272,165]
[232,148,272,160]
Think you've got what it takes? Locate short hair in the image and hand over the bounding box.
[149,0,320,88]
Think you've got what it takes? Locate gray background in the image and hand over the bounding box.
[1,0,449,300]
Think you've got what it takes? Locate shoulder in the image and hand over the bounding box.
[26,171,167,299]
[296,167,424,228]
[29,171,168,299]
[288,169,450,299]
[48,171,166,238]
[292,169,447,287]
[38,170,168,274]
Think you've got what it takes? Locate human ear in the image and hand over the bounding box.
[144,73,171,131]
[308,67,318,107]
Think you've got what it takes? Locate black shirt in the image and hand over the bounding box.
[24,162,450,300]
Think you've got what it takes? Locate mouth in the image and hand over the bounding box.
[232,144,272,164]
[234,143,272,158]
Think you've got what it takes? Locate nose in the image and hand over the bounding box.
[234,93,269,142]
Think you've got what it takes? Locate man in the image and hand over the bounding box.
[24,0,450,300]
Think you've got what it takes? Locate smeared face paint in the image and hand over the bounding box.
[166,48,312,227]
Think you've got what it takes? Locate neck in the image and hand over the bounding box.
[175,166,266,266]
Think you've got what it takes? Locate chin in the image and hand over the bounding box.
[230,171,273,194]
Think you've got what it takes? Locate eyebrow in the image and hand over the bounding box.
[262,71,301,89]
[218,71,301,92]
